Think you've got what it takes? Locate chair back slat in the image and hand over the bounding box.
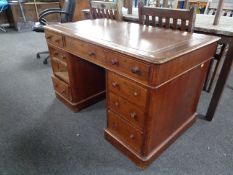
[138,0,196,32]
[173,18,177,30]
[151,16,156,27]
[180,19,186,31]
[159,17,163,27]
[145,15,149,25]
[165,17,170,28]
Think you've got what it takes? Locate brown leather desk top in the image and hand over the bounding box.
[45,19,220,64]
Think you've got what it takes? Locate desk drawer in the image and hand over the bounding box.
[46,32,64,48]
[107,110,143,154]
[108,72,148,107]
[49,46,68,65]
[108,93,145,130]
[105,51,151,83]
[51,57,69,84]
[51,75,72,101]
[65,37,106,63]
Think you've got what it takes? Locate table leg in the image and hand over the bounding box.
[206,39,233,121]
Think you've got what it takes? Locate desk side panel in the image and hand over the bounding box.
[144,51,213,157]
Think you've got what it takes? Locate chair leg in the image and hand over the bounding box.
[0,26,6,32]
[206,43,226,92]
[43,56,50,64]
[203,59,214,91]
[36,51,49,59]
[207,60,221,92]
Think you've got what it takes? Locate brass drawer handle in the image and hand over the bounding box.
[111,59,118,65]
[88,51,96,57]
[130,134,134,139]
[130,112,137,119]
[112,82,118,87]
[131,67,140,74]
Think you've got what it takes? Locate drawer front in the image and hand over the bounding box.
[49,46,68,65]
[108,93,145,130]
[51,75,71,101]
[105,51,151,83]
[108,72,148,107]
[45,32,64,48]
[51,56,69,84]
[107,110,143,153]
[65,37,106,63]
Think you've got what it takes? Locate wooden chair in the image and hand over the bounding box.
[138,1,226,92]
[138,0,196,32]
[89,1,122,20]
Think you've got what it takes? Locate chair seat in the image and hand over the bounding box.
[33,22,44,32]
[33,22,61,32]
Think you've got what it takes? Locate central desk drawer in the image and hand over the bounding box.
[105,51,151,83]
[65,37,106,63]
[108,93,145,130]
[107,110,143,154]
[108,72,148,107]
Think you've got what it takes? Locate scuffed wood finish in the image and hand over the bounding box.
[138,0,196,32]
[44,20,219,168]
[45,19,219,64]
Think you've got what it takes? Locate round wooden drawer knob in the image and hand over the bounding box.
[46,36,52,40]
[111,59,118,65]
[131,67,140,74]
[55,39,60,43]
[130,134,134,139]
[130,112,137,119]
[88,51,96,57]
[114,102,119,107]
[112,82,118,87]
[133,92,138,96]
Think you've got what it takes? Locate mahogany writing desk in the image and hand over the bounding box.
[44,19,219,168]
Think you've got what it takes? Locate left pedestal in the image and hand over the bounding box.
[47,31,105,112]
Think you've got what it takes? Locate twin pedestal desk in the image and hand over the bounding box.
[44,19,219,168]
